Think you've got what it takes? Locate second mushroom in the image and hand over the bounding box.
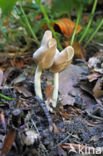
[33,30,74,108]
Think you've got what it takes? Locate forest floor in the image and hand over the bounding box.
[0,41,103,156]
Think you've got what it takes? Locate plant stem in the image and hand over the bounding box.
[0,94,15,101]
[39,2,63,50]
[52,72,59,107]
[79,0,98,43]
[19,3,40,45]
[70,6,83,45]
[34,66,43,100]
[84,19,103,48]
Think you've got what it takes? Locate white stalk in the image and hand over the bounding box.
[34,66,43,99]
[52,72,59,107]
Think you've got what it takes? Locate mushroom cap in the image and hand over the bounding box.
[33,36,57,70]
[41,30,52,46]
[50,46,74,73]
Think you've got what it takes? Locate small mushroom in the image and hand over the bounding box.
[33,30,57,100]
[50,46,74,107]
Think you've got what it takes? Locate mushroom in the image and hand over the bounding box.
[50,46,74,108]
[33,30,57,100]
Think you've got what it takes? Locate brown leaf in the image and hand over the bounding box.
[0,112,6,130]
[88,72,100,82]
[53,18,82,38]
[57,145,67,156]
[53,123,59,134]
[10,57,24,68]
[59,64,85,106]
[1,129,16,156]
[93,77,103,98]
[43,18,82,38]
[0,69,3,86]
[14,86,32,97]
[62,41,86,59]
[44,83,54,100]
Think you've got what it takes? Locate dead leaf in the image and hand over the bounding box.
[93,77,103,98]
[10,57,25,68]
[1,129,16,156]
[57,145,67,156]
[62,41,86,59]
[88,72,100,82]
[44,83,54,100]
[43,18,82,38]
[53,123,59,134]
[14,86,32,97]
[0,69,3,86]
[0,112,6,130]
[53,18,82,38]
[59,64,87,106]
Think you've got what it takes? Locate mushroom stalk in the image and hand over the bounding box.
[34,66,43,100]
[52,72,59,107]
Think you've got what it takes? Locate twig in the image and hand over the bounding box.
[85,110,103,121]
[35,96,53,130]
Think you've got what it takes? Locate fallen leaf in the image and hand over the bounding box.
[0,111,6,130]
[88,72,100,82]
[1,129,16,156]
[43,18,82,38]
[53,18,82,38]
[0,69,3,86]
[10,57,25,68]
[57,145,67,156]
[53,123,59,134]
[62,41,86,59]
[44,83,54,100]
[59,64,88,106]
[14,86,32,97]
[93,77,103,98]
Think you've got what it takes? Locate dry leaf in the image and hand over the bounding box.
[1,129,16,156]
[53,18,82,38]
[53,123,59,134]
[93,77,103,98]
[0,69,3,86]
[44,83,54,100]
[0,112,6,130]
[88,72,100,82]
[14,86,32,97]
[10,57,24,68]
[43,18,82,38]
[57,145,67,156]
[62,41,86,59]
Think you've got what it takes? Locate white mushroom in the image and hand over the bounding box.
[33,30,57,99]
[50,46,74,108]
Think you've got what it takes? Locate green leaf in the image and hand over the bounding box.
[52,0,73,16]
[0,0,18,16]
[52,0,92,16]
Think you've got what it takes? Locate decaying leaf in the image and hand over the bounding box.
[10,57,25,68]
[44,83,54,101]
[1,129,16,156]
[88,72,100,82]
[57,145,67,156]
[14,85,32,97]
[62,41,86,59]
[93,77,103,98]
[59,64,88,106]
[0,111,6,130]
[53,18,82,38]
[43,18,82,38]
[0,69,3,86]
